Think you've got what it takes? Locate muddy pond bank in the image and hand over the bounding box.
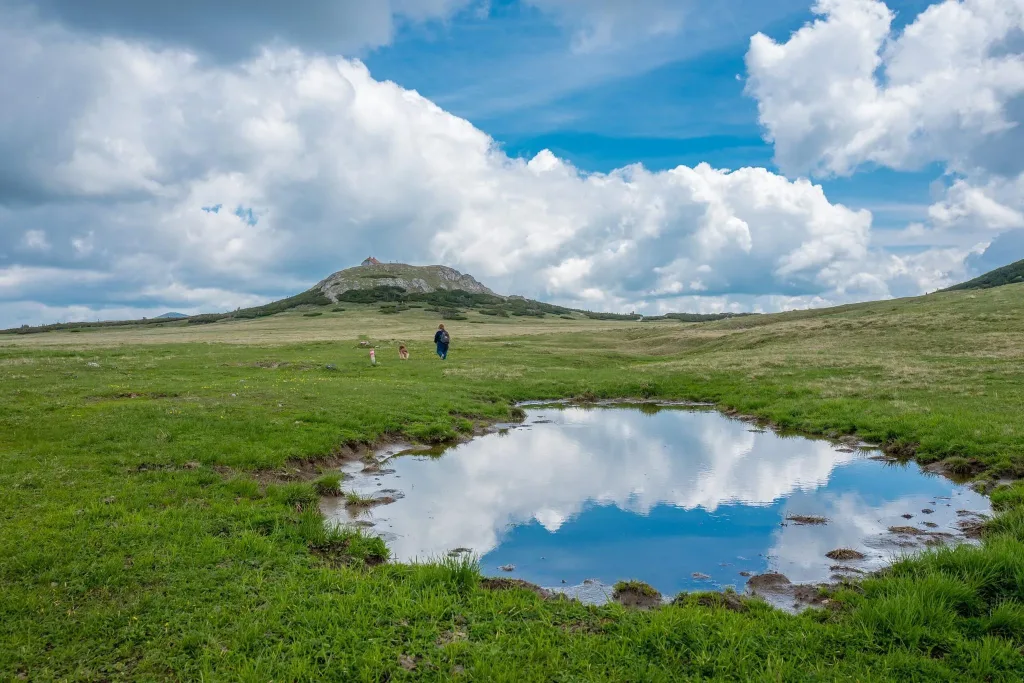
[321,402,992,610]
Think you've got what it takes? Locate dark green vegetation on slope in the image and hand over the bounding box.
[944,258,1024,291]
[3,285,1024,680]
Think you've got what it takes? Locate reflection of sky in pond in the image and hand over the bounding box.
[321,406,990,598]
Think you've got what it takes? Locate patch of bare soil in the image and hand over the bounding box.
[227,360,312,369]
[923,458,985,480]
[690,592,750,613]
[479,578,552,600]
[90,391,175,401]
[229,454,356,488]
[792,585,832,609]
[132,461,200,473]
[786,515,829,526]
[226,435,409,488]
[612,585,662,610]
[435,629,468,647]
[745,573,791,592]
[746,573,836,612]
[826,548,866,561]
[884,440,919,459]
[958,516,988,539]
[309,537,388,568]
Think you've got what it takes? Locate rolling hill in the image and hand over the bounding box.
[2,261,749,333]
[316,262,494,300]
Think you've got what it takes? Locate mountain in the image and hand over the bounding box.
[3,260,747,333]
[943,259,1024,291]
[315,261,494,301]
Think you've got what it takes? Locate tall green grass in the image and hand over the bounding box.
[2,284,1024,678]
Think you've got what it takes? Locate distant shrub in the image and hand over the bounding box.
[303,312,323,317]
[338,286,407,303]
[331,307,346,312]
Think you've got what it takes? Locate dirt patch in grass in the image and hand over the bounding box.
[792,585,833,609]
[612,581,662,610]
[309,537,388,569]
[223,435,410,488]
[826,549,866,561]
[479,578,552,599]
[132,461,201,473]
[227,360,313,369]
[923,457,986,481]
[745,573,837,612]
[221,453,356,488]
[435,629,468,647]
[958,517,987,539]
[883,440,919,459]
[688,592,750,613]
[89,391,176,401]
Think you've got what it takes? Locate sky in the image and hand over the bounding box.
[1,0,1023,326]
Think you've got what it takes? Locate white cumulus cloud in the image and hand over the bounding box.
[745,0,1024,266]
[0,3,997,327]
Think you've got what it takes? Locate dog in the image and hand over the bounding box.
[398,344,409,360]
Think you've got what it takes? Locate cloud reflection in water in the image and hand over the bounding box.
[322,407,989,596]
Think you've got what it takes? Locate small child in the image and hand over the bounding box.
[398,345,409,360]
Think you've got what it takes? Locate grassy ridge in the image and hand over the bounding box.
[944,258,1024,291]
[2,285,1024,680]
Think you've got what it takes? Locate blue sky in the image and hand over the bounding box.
[1,0,1022,325]
[367,0,940,222]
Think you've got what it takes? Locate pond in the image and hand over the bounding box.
[321,404,991,605]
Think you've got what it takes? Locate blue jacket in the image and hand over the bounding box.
[434,330,449,345]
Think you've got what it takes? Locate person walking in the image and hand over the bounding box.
[434,324,450,360]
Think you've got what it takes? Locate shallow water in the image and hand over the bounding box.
[322,405,991,603]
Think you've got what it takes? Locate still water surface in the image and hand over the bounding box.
[322,405,990,601]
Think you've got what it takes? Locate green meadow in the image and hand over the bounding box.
[3,284,1024,681]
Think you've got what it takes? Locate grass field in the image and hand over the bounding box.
[3,284,1024,680]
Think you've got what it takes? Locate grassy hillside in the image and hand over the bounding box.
[3,284,1024,679]
[3,283,746,335]
[944,258,1024,291]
